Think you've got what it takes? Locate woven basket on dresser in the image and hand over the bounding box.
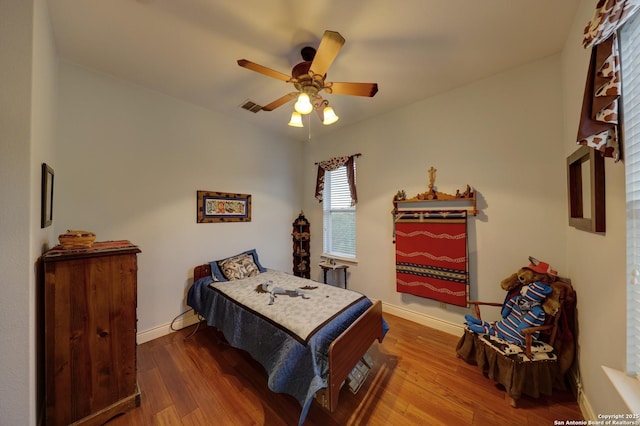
[58,230,96,249]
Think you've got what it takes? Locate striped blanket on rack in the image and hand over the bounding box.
[395,211,469,307]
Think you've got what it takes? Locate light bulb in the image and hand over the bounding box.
[288,111,303,127]
[322,106,339,125]
[294,93,313,115]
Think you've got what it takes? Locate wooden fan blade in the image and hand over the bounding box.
[237,59,291,82]
[262,92,298,111]
[309,31,345,77]
[328,82,379,97]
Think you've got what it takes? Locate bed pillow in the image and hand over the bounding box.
[209,249,267,282]
[218,252,260,280]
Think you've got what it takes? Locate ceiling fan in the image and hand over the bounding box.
[237,30,378,127]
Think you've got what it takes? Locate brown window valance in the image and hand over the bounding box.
[314,154,359,205]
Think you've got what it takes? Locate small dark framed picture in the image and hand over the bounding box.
[41,163,54,228]
[197,191,251,223]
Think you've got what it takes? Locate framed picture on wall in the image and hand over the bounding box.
[567,145,605,233]
[41,163,54,228]
[196,191,251,223]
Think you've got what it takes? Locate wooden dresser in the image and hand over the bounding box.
[42,240,141,425]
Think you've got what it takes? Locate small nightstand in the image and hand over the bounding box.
[319,262,349,288]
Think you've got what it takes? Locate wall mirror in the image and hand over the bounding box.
[567,145,605,233]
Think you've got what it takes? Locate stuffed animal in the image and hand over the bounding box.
[255,281,310,305]
[500,257,557,292]
[465,281,553,345]
[499,257,558,314]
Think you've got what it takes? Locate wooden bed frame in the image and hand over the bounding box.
[193,263,385,412]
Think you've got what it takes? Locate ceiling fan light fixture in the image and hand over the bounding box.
[288,111,304,127]
[238,30,378,130]
[294,93,313,114]
[322,106,339,125]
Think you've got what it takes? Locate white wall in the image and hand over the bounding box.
[31,0,59,423]
[0,1,34,424]
[55,62,303,334]
[303,54,567,327]
[0,0,58,424]
[562,0,629,416]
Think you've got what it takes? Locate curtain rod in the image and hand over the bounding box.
[314,153,361,165]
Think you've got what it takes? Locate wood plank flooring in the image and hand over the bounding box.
[108,313,583,425]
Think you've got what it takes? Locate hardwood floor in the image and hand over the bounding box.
[108,313,583,425]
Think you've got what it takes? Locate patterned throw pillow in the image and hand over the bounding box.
[218,253,260,280]
[209,249,266,282]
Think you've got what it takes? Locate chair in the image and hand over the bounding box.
[456,279,577,407]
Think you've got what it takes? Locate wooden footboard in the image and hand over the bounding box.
[321,299,385,412]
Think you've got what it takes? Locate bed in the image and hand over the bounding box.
[186,250,387,425]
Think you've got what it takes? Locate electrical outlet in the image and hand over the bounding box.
[439,302,447,309]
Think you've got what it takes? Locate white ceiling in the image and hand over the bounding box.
[46,0,581,141]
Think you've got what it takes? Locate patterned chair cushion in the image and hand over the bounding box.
[471,328,557,362]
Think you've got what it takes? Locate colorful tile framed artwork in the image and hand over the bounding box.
[197,191,251,223]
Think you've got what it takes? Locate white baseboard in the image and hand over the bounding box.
[576,379,595,421]
[136,310,200,344]
[381,302,464,336]
[563,369,591,420]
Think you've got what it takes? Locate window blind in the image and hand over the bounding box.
[622,10,640,377]
[323,165,356,258]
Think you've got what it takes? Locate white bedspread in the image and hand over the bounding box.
[209,270,365,343]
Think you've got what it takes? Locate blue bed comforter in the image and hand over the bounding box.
[187,273,387,425]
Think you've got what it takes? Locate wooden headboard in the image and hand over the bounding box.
[194,264,211,281]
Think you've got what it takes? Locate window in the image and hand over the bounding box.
[323,165,356,259]
[622,10,640,377]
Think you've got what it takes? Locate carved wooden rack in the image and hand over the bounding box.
[391,167,477,243]
[392,166,478,217]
